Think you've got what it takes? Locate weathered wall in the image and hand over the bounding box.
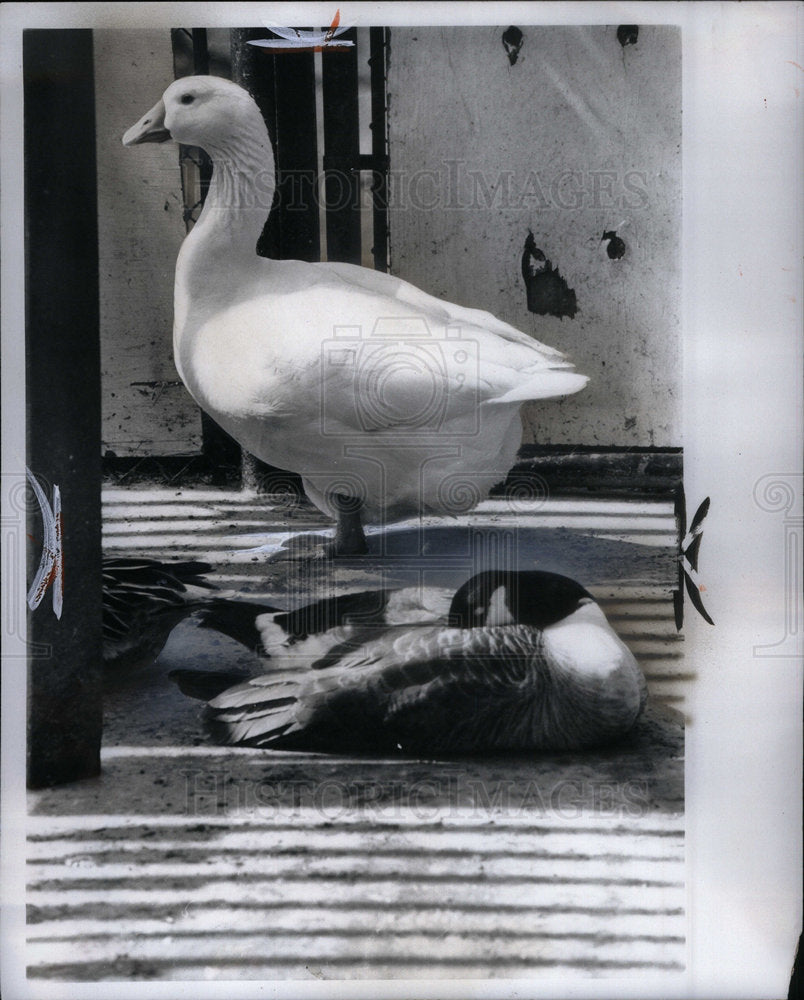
[95,25,680,458]
[387,25,681,447]
[95,30,202,456]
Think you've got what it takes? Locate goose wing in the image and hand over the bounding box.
[321,260,580,358]
[315,264,589,408]
[207,625,543,752]
[197,272,585,436]
[335,625,546,752]
[208,619,646,753]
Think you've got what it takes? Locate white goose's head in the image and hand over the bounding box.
[123,76,271,161]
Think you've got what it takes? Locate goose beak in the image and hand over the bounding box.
[122,98,171,146]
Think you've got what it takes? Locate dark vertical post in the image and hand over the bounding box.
[321,28,361,264]
[272,44,320,262]
[24,30,103,787]
[192,27,209,72]
[369,28,389,272]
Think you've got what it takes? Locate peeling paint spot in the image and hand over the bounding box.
[602,230,626,260]
[521,232,578,319]
[617,25,639,47]
[501,26,524,66]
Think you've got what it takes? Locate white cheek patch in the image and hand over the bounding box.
[483,586,515,626]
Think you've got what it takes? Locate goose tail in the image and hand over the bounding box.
[486,370,589,405]
[206,671,307,747]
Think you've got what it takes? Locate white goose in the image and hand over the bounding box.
[124,77,588,553]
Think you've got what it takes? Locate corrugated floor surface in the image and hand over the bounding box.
[27,488,686,982]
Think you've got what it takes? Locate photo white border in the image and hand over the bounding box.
[2,2,801,998]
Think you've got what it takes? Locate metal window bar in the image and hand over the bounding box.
[173,28,213,230]
[321,28,361,265]
[368,27,390,272]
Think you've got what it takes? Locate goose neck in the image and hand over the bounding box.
[192,133,275,258]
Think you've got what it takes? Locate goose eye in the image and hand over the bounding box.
[181,93,195,105]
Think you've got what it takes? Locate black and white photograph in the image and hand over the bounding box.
[1,2,801,997]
